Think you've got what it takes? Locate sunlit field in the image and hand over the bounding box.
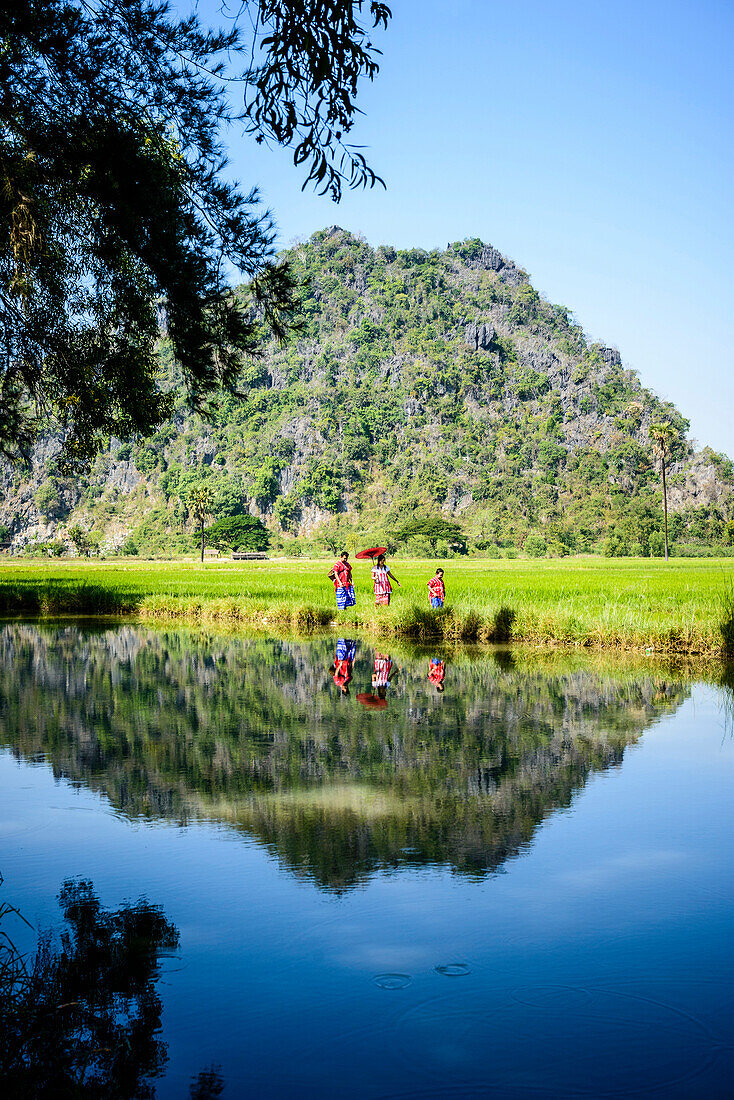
[0,556,732,653]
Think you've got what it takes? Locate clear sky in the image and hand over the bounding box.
[199,0,733,456]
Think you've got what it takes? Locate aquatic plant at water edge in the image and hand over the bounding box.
[720,580,734,657]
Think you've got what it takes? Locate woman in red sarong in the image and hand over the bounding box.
[330,639,356,695]
[328,550,355,610]
[371,553,400,607]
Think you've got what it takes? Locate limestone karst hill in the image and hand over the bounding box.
[1,226,732,555]
[0,625,691,889]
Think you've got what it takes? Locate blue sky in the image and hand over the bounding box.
[200,0,733,455]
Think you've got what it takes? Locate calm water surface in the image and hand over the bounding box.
[1,624,733,1098]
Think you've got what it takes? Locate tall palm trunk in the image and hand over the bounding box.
[661,454,669,561]
[649,421,676,563]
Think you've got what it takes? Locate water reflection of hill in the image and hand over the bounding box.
[0,625,690,891]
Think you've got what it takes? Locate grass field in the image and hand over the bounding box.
[1,556,733,654]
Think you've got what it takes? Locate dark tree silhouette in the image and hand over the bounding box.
[190,1066,226,1100]
[0,1,391,468]
[0,878,180,1098]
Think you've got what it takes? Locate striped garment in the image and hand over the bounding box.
[373,655,392,687]
[427,575,446,601]
[333,659,352,689]
[371,566,391,596]
[336,638,357,661]
[332,559,352,589]
[428,658,445,687]
[335,584,356,610]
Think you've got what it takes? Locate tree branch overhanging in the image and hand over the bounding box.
[0,0,391,469]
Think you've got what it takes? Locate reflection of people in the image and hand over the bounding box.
[428,657,446,692]
[428,568,445,608]
[328,550,355,610]
[372,651,395,699]
[337,638,357,662]
[330,639,356,695]
[371,553,400,607]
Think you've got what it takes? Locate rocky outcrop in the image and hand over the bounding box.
[515,337,565,383]
[668,453,733,511]
[599,346,621,367]
[464,321,495,351]
[106,460,140,493]
[480,245,505,271]
[477,246,524,286]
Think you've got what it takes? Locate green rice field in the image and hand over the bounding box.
[1,556,732,654]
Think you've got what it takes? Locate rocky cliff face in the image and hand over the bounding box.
[1,228,731,554]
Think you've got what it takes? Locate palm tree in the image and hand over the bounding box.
[186,485,214,563]
[648,421,676,561]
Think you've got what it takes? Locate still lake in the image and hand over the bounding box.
[1,623,733,1098]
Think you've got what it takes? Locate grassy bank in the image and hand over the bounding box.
[1,557,732,654]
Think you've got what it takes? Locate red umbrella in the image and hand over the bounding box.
[356,692,388,709]
[355,546,387,560]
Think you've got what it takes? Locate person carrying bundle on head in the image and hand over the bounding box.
[428,568,445,609]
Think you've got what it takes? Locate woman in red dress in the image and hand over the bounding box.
[370,553,400,607]
[372,651,396,700]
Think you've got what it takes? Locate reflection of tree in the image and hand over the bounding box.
[720,663,734,740]
[0,879,178,1098]
[190,1066,226,1100]
[0,625,692,891]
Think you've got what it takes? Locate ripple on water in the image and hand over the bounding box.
[510,982,594,1010]
[374,973,412,991]
[435,963,471,978]
[389,982,720,1095]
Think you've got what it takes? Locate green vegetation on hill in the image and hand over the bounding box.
[1,228,731,557]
